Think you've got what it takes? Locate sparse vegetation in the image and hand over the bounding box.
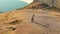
[1,29,13,34]
[7,27,16,31]
[8,20,22,25]
[0,17,7,21]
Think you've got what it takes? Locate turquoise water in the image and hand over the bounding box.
[0,0,28,12]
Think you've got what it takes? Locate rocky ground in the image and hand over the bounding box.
[0,9,60,34]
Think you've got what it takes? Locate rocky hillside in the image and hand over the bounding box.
[0,8,60,34]
[24,2,50,9]
[1,1,60,34]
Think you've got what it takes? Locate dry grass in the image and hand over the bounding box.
[0,3,60,34]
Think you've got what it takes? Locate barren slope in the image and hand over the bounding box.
[0,8,60,34]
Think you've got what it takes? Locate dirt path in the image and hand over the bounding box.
[22,9,60,34]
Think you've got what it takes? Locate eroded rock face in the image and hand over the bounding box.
[25,2,50,9]
[33,0,60,9]
[33,0,40,2]
[56,0,60,9]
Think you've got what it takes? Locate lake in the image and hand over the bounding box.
[0,0,28,12]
